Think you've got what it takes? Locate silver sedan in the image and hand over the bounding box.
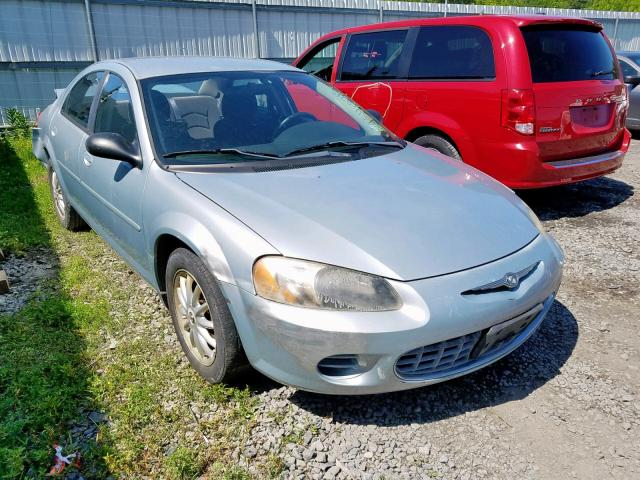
[32,57,563,394]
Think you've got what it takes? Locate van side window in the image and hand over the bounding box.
[298,38,341,82]
[340,30,408,81]
[62,71,105,128]
[409,26,495,80]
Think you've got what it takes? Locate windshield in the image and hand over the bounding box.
[141,70,402,164]
[521,26,617,83]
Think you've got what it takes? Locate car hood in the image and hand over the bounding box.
[176,145,540,281]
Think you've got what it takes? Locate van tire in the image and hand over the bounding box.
[413,134,462,161]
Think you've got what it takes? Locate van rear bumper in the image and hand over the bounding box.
[497,128,630,189]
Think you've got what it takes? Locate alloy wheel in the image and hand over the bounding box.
[173,269,216,366]
[51,171,66,220]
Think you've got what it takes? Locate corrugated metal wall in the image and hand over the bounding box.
[2,0,640,125]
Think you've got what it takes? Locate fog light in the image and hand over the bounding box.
[317,354,371,377]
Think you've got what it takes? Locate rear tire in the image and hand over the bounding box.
[413,134,462,161]
[48,167,86,231]
[166,248,245,383]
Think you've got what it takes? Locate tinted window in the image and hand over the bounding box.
[94,73,137,144]
[299,39,340,82]
[340,30,407,81]
[521,26,617,83]
[409,26,495,80]
[619,59,637,78]
[63,71,104,128]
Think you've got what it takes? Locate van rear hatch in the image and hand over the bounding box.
[520,24,626,162]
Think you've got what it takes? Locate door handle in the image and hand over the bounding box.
[83,155,93,167]
[51,126,57,137]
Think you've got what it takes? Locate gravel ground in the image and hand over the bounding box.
[3,141,639,479]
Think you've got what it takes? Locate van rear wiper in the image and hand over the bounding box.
[163,148,279,160]
[591,69,615,78]
[284,140,404,158]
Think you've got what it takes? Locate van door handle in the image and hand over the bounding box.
[83,155,93,167]
[51,126,57,137]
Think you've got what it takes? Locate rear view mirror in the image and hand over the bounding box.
[624,74,640,86]
[86,133,141,168]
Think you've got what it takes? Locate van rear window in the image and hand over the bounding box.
[521,26,617,83]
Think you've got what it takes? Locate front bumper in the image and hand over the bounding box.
[221,233,563,394]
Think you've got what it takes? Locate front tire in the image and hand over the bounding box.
[413,134,462,161]
[166,248,245,383]
[48,168,86,231]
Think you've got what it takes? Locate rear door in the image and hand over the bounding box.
[402,25,501,161]
[520,25,626,161]
[52,71,105,205]
[334,29,410,131]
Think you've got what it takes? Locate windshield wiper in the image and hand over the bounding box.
[163,148,279,160]
[284,140,404,158]
[591,69,615,78]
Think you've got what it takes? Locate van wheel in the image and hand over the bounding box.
[48,168,86,231]
[166,248,245,383]
[413,134,462,161]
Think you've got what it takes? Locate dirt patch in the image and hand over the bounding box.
[0,247,58,314]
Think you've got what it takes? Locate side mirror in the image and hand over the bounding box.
[86,132,141,168]
[624,74,640,86]
[367,109,383,122]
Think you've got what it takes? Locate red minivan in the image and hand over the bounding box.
[293,16,630,188]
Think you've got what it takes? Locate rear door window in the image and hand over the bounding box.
[340,30,407,81]
[409,26,495,80]
[62,71,104,129]
[521,26,617,83]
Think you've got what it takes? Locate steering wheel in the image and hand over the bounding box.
[273,112,317,138]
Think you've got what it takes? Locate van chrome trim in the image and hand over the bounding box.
[547,150,624,169]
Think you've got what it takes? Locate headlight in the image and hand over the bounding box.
[253,256,402,311]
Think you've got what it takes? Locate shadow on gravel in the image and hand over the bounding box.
[0,138,110,478]
[288,300,578,426]
[518,176,633,221]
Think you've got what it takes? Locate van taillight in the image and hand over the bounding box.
[35,110,42,128]
[501,89,535,135]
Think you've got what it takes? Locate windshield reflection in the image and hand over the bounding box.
[141,71,402,164]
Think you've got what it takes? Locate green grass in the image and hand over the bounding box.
[0,138,51,254]
[0,136,264,479]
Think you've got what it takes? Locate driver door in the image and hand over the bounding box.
[81,71,148,270]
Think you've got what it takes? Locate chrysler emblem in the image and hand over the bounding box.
[463,262,540,294]
[503,273,519,289]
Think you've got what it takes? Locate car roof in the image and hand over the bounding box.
[97,56,299,79]
[320,14,601,37]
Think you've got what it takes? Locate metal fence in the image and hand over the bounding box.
[2,0,640,125]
